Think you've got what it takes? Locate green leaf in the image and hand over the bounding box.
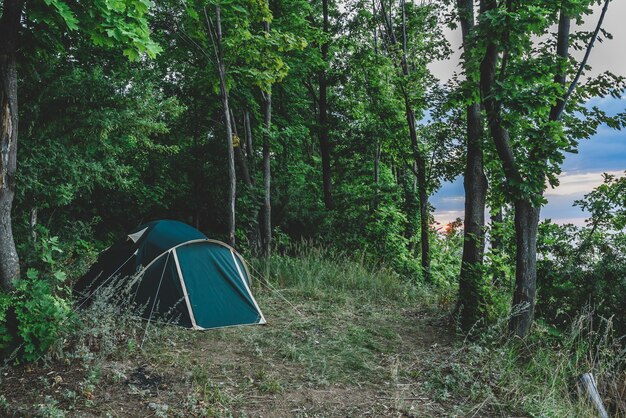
[26,269,39,280]
[53,271,67,282]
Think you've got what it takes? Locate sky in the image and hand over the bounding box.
[429,2,626,227]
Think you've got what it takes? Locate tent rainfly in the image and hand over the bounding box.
[74,220,266,330]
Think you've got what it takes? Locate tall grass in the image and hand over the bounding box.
[253,242,420,304]
[436,307,626,417]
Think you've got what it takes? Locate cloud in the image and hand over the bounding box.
[545,170,624,197]
[433,210,464,226]
[430,3,626,83]
[430,82,626,228]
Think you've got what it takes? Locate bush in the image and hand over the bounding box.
[537,223,626,337]
[0,235,74,362]
[11,271,72,361]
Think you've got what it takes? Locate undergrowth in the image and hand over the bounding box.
[0,243,624,417]
[424,307,626,417]
[253,242,422,304]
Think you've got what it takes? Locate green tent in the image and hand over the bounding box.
[74,220,266,329]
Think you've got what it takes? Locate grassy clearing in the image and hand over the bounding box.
[0,247,624,417]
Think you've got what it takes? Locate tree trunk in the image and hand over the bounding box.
[213,5,236,247]
[231,109,253,187]
[416,153,430,281]
[260,21,272,258]
[386,0,430,281]
[458,105,488,329]
[244,109,254,169]
[240,108,261,253]
[318,0,333,209]
[507,5,570,337]
[232,109,262,253]
[456,0,489,330]
[509,199,540,337]
[490,206,505,286]
[260,97,271,256]
[0,0,23,291]
[30,207,37,244]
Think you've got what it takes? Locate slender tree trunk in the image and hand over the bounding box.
[318,0,333,209]
[0,0,23,291]
[260,22,272,258]
[212,5,236,247]
[232,108,262,253]
[30,207,37,244]
[456,0,489,330]
[241,108,261,254]
[412,160,417,192]
[244,109,254,169]
[231,109,253,186]
[416,152,430,281]
[370,140,381,212]
[457,102,488,329]
[509,5,570,336]
[397,0,430,281]
[374,142,380,185]
[398,94,430,279]
[490,206,505,286]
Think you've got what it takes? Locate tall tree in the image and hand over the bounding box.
[260,65,272,257]
[208,4,237,247]
[0,0,159,290]
[317,0,334,209]
[378,0,434,281]
[455,0,489,330]
[477,0,615,336]
[0,0,23,290]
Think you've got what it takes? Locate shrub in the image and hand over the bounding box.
[0,235,74,362]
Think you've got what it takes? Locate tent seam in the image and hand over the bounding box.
[229,250,267,325]
[173,248,201,330]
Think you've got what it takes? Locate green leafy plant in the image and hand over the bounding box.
[0,235,73,361]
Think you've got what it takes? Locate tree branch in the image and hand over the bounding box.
[554,0,610,121]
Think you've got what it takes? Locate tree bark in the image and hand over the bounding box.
[231,109,253,187]
[318,0,333,209]
[260,23,272,258]
[416,151,430,281]
[0,0,23,291]
[456,0,489,330]
[490,206,505,286]
[237,108,261,255]
[458,104,488,329]
[509,4,570,336]
[509,199,540,336]
[211,5,236,247]
[244,109,254,169]
[479,1,540,337]
[30,207,37,244]
[374,142,380,185]
[373,141,381,209]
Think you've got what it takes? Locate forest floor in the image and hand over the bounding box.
[0,283,525,418]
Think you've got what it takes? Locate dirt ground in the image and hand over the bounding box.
[0,294,516,417]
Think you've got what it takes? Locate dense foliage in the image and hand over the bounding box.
[0,0,624,405]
